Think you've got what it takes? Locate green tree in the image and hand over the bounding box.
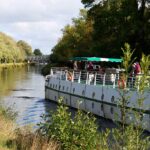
[33,49,43,56]
[81,0,150,58]
[0,32,24,63]
[50,9,93,64]
[17,40,32,56]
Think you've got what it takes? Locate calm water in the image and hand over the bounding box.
[0,66,57,128]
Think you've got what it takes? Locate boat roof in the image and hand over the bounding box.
[70,57,122,63]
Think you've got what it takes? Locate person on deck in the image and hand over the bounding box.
[87,62,93,71]
[134,62,141,75]
[73,61,78,71]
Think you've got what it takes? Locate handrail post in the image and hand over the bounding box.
[137,75,140,91]
[86,72,89,84]
[94,72,97,85]
[72,71,74,82]
[65,71,68,81]
[78,71,81,83]
[50,68,53,75]
[103,73,106,86]
[113,74,116,88]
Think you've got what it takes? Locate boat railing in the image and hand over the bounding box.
[49,68,150,90]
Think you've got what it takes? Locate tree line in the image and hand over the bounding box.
[50,0,150,64]
[0,32,43,63]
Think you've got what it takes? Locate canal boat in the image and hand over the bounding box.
[45,57,150,132]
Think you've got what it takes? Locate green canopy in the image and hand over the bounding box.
[70,57,122,63]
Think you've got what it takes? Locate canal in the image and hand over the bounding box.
[0,66,57,128]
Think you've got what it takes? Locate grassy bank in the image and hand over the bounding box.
[0,105,60,150]
[0,106,16,150]
[0,63,27,69]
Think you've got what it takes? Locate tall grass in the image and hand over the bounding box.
[0,104,60,150]
[0,105,16,150]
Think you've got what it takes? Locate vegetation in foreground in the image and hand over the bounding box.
[0,98,149,150]
[0,105,16,150]
[37,98,150,150]
[0,105,60,150]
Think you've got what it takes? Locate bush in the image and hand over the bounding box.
[38,98,100,149]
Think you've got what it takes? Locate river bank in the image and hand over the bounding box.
[0,63,27,69]
[0,105,16,150]
[0,104,60,150]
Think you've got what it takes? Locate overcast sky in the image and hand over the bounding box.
[0,0,84,54]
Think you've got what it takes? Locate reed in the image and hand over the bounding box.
[0,105,61,150]
[0,106,16,150]
[14,128,60,150]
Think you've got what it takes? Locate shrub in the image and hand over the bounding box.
[38,98,100,149]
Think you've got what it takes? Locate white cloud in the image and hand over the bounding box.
[0,0,83,54]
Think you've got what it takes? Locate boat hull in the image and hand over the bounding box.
[45,77,150,132]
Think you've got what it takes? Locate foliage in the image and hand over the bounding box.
[38,98,100,149]
[13,127,60,150]
[0,104,17,121]
[81,0,150,58]
[41,63,57,76]
[50,9,94,64]
[0,96,149,149]
[111,125,150,150]
[38,97,150,150]
[33,49,43,56]
[121,43,135,76]
[0,32,24,63]
[0,32,33,63]
[17,40,32,56]
[117,43,150,149]
[49,1,150,64]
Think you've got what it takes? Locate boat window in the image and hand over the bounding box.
[92,102,94,109]
[111,96,115,102]
[101,94,104,100]
[59,85,61,89]
[53,84,55,88]
[66,98,68,104]
[63,86,65,90]
[73,88,75,93]
[110,107,113,114]
[82,90,85,96]
[101,104,103,111]
[66,87,69,92]
[55,96,57,100]
[92,92,95,98]
[55,85,57,89]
